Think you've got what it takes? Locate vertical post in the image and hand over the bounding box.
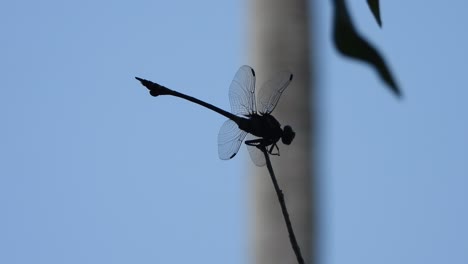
[248,0,316,263]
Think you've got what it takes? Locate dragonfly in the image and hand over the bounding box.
[135,65,295,166]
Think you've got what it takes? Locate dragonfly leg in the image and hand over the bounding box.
[245,138,264,146]
[246,139,281,156]
[268,143,280,156]
[246,139,272,154]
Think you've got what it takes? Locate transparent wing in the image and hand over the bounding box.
[257,70,293,114]
[229,65,257,116]
[245,134,266,167]
[218,119,248,160]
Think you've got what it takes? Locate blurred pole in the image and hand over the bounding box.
[248,0,315,263]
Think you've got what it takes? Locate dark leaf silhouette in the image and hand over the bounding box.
[333,0,401,97]
[367,0,382,27]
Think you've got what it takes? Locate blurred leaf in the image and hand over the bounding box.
[333,0,401,97]
[367,0,382,27]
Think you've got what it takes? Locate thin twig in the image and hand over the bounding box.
[260,146,305,264]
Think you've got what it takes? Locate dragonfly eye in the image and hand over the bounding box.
[281,125,295,145]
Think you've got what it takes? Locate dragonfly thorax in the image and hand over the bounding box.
[240,114,294,146]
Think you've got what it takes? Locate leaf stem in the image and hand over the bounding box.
[260,146,305,264]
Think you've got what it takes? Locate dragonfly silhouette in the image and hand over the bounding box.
[135,65,295,166]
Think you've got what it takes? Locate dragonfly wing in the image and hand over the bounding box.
[218,119,248,160]
[229,65,257,116]
[257,70,293,114]
[245,134,266,167]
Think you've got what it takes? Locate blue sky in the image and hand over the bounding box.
[1,1,467,264]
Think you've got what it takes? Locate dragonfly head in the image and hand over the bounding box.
[281,125,295,145]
